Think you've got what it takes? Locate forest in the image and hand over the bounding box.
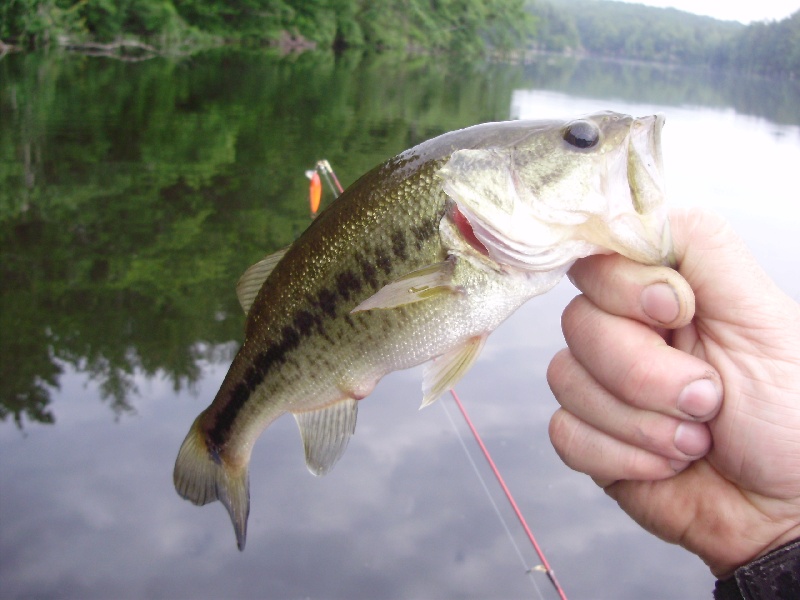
[0,0,534,57]
[530,0,800,78]
[2,0,799,77]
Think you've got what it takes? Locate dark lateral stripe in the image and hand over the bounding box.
[208,285,356,446]
[336,270,363,301]
[294,310,318,336]
[208,323,304,447]
[357,254,378,289]
[206,217,443,448]
[375,248,392,275]
[317,288,338,318]
[391,230,408,261]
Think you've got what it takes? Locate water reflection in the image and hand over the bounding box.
[1,50,799,599]
[0,50,524,428]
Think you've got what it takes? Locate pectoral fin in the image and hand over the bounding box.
[293,398,358,476]
[420,334,487,408]
[236,247,289,314]
[351,258,461,313]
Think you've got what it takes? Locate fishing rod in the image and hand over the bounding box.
[303,160,568,600]
[449,389,569,600]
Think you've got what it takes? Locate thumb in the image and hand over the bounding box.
[669,208,788,326]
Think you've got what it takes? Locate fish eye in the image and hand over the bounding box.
[563,120,600,149]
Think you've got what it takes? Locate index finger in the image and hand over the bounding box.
[567,253,695,330]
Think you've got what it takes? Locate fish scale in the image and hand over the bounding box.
[174,111,673,550]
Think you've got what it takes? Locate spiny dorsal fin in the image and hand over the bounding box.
[351,258,461,313]
[420,334,488,408]
[235,247,289,315]
[293,398,358,476]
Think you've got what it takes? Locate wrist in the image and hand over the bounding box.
[714,538,800,600]
[750,523,800,565]
[711,520,800,579]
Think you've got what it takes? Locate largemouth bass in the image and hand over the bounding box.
[174,111,672,550]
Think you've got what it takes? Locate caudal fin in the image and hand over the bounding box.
[173,414,250,550]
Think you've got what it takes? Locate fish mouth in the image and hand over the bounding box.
[628,114,665,217]
[625,114,675,266]
[440,112,675,273]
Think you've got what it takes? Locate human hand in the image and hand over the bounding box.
[547,208,800,578]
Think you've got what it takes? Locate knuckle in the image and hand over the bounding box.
[618,354,661,408]
[548,409,582,467]
[546,349,573,390]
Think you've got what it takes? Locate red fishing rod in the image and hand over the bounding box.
[450,389,568,600]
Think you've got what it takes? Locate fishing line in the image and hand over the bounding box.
[300,160,566,598]
[319,167,339,199]
[446,389,569,600]
[317,160,344,198]
[440,397,546,599]
[319,160,344,194]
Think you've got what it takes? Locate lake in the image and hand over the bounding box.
[1,49,799,599]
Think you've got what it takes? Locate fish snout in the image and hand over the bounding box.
[625,114,674,266]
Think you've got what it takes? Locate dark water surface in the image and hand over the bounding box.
[1,50,799,599]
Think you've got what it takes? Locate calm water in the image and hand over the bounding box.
[1,50,799,599]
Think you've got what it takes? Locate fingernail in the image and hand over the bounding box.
[641,282,680,324]
[677,379,721,419]
[669,459,689,473]
[566,271,577,288]
[673,422,709,457]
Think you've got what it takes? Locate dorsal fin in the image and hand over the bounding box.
[235,247,289,315]
[292,398,358,476]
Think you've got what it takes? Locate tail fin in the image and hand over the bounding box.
[173,414,250,551]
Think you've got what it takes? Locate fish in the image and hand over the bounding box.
[173,111,673,550]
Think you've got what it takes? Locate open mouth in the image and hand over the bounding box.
[443,113,674,272]
[628,114,666,216]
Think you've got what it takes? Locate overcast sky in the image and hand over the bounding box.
[607,0,799,24]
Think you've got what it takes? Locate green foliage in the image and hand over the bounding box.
[1,0,798,77]
[541,0,743,64]
[525,0,579,51]
[0,0,86,47]
[711,11,800,78]
[527,0,800,78]
[2,0,533,55]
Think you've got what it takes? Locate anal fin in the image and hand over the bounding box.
[421,334,488,408]
[293,398,358,476]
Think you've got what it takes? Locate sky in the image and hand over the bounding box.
[608,0,799,24]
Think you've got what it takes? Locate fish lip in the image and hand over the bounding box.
[628,113,666,216]
[626,114,674,266]
[444,112,675,271]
